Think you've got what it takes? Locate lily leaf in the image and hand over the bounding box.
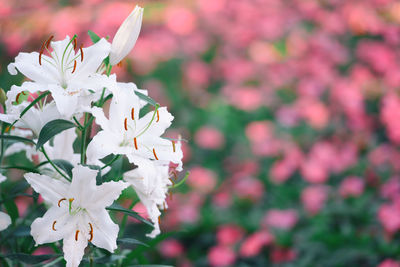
[0,135,35,145]
[88,30,101,44]
[106,203,153,227]
[52,159,74,178]
[135,91,158,107]
[36,119,75,149]
[117,238,149,247]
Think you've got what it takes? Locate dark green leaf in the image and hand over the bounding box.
[1,166,39,173]
[128,265,174,267]
[135,91,158,107]
[88,30,101,43]
[52,159,74,178]
[36,119,75,149]
[3,254,60,264]
[3,199,18,223]
[106,203,153,226]
[13,226,30,237]
[117,238,149,247]
[20,91,50,118]
[0,135,35,144]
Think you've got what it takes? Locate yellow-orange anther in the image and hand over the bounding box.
[124,118,128,131]
[153,148,159,160]
[52,220,57,231]
[58,198,66,207]
[171,141,176,152]
[156,110,160,122]
[80,44,84,62]
[75,230,79,241]
[88,223,94,242]
[71,60,77,73]
[131,108,135,120]
[134,137,138,150]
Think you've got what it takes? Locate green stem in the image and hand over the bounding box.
[41,147,70,181]
[101,155,121,170]
[120,199,139,237]
[80,114,88,164]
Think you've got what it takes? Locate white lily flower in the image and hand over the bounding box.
[109,5,143,66]
[86,82,183,170]
[123,157,171,238]
[0,85,64,137]
[8,36,114,117]
[25,165,128,267]
[0,173,11,231]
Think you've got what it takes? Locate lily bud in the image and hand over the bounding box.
[109,5,143,66]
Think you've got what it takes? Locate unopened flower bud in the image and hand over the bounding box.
[109,5,143,66]
[0,88,6,106]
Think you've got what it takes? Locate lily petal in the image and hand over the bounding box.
[24,172,69,204]
[0,212,11,231]
[87,209,119,252]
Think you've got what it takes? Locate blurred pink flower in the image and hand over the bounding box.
[212,191,232,208]
[262,209,298,230]
[381,93,400,144]
[239,231,274,257]
[378,204,400,234]
[233,176,264,202]
[270,247,297,263]
[184,61,211,88]
[378,259,400,267]
[217,224,244,246]
[195,126,224,149]
[227,87,263,111]
[208,245,236,267]
[187,166,217,194]
[301,158,328,184]
[165,7,197,35]
[381,176,400,200]
[159,239,184,258]
[301,185,329,215]
[339,176,365,198]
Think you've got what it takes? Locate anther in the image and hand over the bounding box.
[158,216,161,225]
[153,148,159,160]
[71,60,77,73]
[117,61,123,67]
[73,38,77,50]
[124,118,128,131]
[75,230,79,241]
[134,137,138,150]
[45,35,54,49]
[171,141,176,152]
[169,178,175,185]
[52,220,57,231]
[58,198,66,207]
[39,40,46,65]
[88,223,93,242]
[156,110,160,122]
[80,44,84,62]
[15,92,22,103]
[131,108,135,120]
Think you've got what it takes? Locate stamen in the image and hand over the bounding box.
[117,61,123,67]
[156,110,160,122]
[124,118,128,131]
[169,178,175,185]
[39,40,46,65]
[153,148,159,160]
[73,38,77,50]
[88,223,93,242]
[171,141,176,152]
[131,108,135,120]
[80,44,84,62]
[45,35,54,49]
[58,198,66,207]
[52,220,57,231]
[134,137,138,150]
[71,60,77,73]
[15,93,21,103]
[158,216,161,225]
[75,230,79,241]
[68,198,74,213]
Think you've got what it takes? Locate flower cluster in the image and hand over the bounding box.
[0,6,184,267]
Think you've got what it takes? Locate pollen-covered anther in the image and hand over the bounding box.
[45,35,54,49]
[158,216,161,225]
[134,137,138,150]
[71,60,77,73]
[88,223,94,242]
[124,118,128,131]
[80,44,84,62]
[153,148,159,160]
[58,198,66,207]
[73,38,77,50]
[171,140,176,152]
[52,220,57,231]
[156,110,160,122]
[131,108,135,120]
[75,230,80,241]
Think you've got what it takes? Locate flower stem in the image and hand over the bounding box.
[80,113,88,164]
[40,147,71,181]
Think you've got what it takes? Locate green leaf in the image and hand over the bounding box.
[3,199,18,223]
[117,238,149,247]
[135,91,158,107]
[20,91,50,118]
[128,265,174,267]
[36,119,75,149]
[106,203,153,227]
[0,135,35,145]
[1,166,39,173]
[52,159,74,178]
[88,30,101,43]
[3,254,60,264]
